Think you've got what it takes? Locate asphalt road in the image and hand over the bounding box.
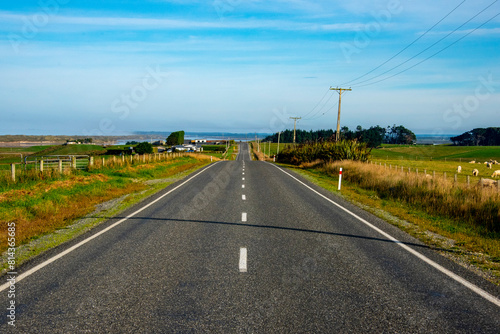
[1,143,499,333]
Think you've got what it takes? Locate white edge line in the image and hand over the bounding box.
[0,161,221,292]
[266,162,500,308]
[239,247,247,272]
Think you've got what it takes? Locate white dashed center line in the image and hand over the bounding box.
[242,212,247,222]
[239,247,247,273]
[242,195,246,200]
[242,184,245,188]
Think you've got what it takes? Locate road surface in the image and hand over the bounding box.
[1,143,499,333]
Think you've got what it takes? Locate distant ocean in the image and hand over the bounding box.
[113,132,272,145]
[114,132,456,145]
[415,134,454,145]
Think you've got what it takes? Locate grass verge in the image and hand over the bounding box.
[284,161,500,285]
[0,154,213,273]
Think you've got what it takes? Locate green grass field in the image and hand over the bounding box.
[39,144,108,156]
[372,144,500,162]
[369,145,500,185]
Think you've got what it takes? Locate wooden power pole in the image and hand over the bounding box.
[329,87,352,141]
[290,117,301,144]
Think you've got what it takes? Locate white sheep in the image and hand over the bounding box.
[457,166,462,173]
[479,178,498,187]
[469,160,475,164]
[472,169,479,176]
[486,162,492,169]
[491,170,500,178]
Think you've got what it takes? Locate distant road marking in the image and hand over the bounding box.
[242,195,246,200]
[242,177,245,181]
[0,162,222,293]
[242,184,245,188]
[242,212,247,222]
[266,162,500,308]
[239,247,247,272]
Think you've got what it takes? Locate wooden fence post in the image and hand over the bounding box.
[11,164,15,182]
[58,159,63,173]
[90,156,94,167]
[72,156,76,169]
[40,160,44,173]
[102,157,105,167]
[467,175,470,187]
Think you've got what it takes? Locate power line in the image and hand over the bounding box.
[301,88,332,119]
[354,11,500,88]
[303,101,338,121]
[302,90,335,120]
[341,0,467,87]
[349,0,498,87]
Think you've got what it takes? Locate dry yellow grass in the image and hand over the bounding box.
[321,160,500,233]
[0,156,211,254]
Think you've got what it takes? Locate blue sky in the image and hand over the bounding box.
[1,0,499,136]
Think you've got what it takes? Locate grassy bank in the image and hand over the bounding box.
[0,154,214,270]
[289,161,500,284]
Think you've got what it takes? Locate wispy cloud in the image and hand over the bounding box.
[0,11,362,32]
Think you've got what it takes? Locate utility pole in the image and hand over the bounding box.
[290,117,301,144]
[277,131,281,157]
[329,87,352,141]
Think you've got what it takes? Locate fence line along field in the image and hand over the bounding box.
[369,145,500,187]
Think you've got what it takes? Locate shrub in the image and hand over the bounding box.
[135,142,153,154]
[279,140,371,165]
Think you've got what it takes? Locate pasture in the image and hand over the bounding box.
[370,145,500,186]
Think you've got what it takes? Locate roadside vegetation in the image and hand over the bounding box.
[0,153,215,271]
[266,141,500,284]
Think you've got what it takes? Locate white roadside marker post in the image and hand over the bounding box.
[338,167,343,191]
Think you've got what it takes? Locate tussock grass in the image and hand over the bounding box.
[321,161,500,234]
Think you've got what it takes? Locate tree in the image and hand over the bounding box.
[166,131,185,146]
[135,142,153,154]
[362,125,386,148]
[384,125,416,145]
[451,128,500,146]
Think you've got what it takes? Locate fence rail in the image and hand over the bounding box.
[24,155,90,171]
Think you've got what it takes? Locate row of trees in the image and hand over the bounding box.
[451,128,500,146]
[263,125,416,148]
